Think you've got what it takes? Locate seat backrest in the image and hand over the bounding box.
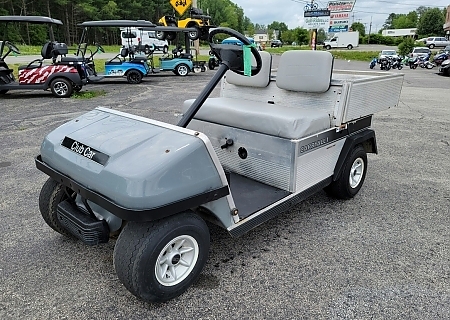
[41,41,54,59]
[120,47,129,57]
[52,42,68,57]
[276,51,333,93]
[225,51,272,88]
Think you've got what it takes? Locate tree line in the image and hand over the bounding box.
[0,0,253,45]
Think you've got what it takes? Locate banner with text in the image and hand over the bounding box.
[305,16,331,30]
[327,0,355,32]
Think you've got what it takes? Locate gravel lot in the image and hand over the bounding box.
[0,57,449,319]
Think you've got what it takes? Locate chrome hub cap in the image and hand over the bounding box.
[349,157,364,188]
[178,66,188,76]
[54,82,68,95]
[155,235,199,286]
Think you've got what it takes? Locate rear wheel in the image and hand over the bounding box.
[163,45,169,54]
[113,212,210,302]
[50,78,73,98]
[156,30,166,41]
[175,63,189,76]
[166,23,177,41]
[347,44,353,50]
[126,70,143,84]
[429,44,435,49]
[188,27,200,41]
[325,145,367,199]
[39,178,76,238]
[325,45,331,50]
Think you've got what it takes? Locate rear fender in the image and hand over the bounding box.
[44,71,83,88]
[333,129,377,181]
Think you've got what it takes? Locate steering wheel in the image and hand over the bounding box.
[5,41,21,55]
[208,27,261,76]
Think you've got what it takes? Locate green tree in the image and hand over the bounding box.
[417,7,445,35]
[351,22,365,36]
[398,37,415,56]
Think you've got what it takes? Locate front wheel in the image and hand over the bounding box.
[208,58,216,70]
[398,65,403,70]
[126,70,143,84]
[39,178,76,238]
[426,63,434,69]
[175,63,189,76]
[50,78,73,98]
[113,212,210,302]
[325,45,331,50]
[325,145,367,199]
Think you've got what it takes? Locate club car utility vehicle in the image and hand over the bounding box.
[36,28,404,302]
[0,16,87,97]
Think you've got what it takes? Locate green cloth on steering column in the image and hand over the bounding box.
[243,43,256,76]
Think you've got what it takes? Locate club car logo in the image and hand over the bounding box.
[61,137,109,165]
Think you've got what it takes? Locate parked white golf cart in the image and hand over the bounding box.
[35,28,404,302]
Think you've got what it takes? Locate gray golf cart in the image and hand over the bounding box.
[35,28,404,302]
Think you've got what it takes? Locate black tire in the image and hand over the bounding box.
[429,44,435,49]
[163,45,169,54]
[166,32,177,41]
[50,78,73,98]
[325,45,331,50]
[187,27,200,41]
[113,212,210,302]
[0,89,8,94]
[347,44,353,50]
[175,63,190,76]
[398,65,403,70]
[126,70,143,84]
[38,178,76,238]
[325,145,367,200]
[208,58,216,70]
[156,30,166,41]
[201,66,206,72]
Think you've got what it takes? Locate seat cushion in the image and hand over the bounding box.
[18,64,41,70]
[183,98,331,139]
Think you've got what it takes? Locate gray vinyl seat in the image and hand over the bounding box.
[183,50,334,139]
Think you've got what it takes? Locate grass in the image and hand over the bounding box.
[72,90,106,99]
[16,45,122,55]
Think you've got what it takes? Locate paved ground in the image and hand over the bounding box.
[0,57,449,319]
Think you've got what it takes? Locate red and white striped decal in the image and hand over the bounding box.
[19,65,76,84]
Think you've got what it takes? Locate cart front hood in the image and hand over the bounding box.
[39,107,224,210]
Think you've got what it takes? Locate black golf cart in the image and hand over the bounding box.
[0,16,88,97]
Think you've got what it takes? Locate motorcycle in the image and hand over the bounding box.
[390,56,403,70]
[369,57,377,69]
[379,57,391,71]
[432,51,449,66]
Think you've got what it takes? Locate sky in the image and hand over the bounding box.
[231,0,450,33]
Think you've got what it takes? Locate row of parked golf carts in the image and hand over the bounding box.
[0,16,208,98]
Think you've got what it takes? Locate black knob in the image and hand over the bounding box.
[221,138,234,149]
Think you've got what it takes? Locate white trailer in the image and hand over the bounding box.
[382,28,417,37]
[324,31,359,50]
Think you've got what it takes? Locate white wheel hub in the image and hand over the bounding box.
[349,157,364,188]
[155,235,199,286]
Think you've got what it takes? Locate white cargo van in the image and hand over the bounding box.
[323,31,359,50]
[120,28,169,53]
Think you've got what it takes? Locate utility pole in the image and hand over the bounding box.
[192,0,200,55]
[368,16,372,44]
